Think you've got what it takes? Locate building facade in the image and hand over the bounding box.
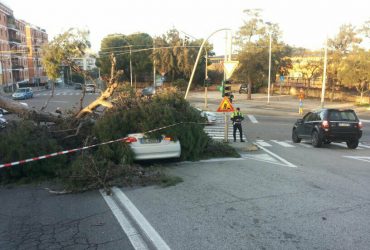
[0,2,48,92]
[26,23,48,86]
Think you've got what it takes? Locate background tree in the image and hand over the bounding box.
[292,49,323,88]
[126,33,153,82]
[152,28,213,86]
[338,48,370,102]
[97,34,130,81]
[234,9,292,99]
[326,24,362,100]
[358,20,370,38]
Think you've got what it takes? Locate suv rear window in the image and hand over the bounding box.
[328,110,357,121]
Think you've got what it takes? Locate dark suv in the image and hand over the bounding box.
[292,109,363,149]
[239,84,248,94]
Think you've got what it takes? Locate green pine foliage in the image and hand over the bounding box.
[0,121,67,182]
[0,87,238,188]
[93,89,210,161]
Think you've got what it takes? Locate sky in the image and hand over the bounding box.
[4,0,369,55]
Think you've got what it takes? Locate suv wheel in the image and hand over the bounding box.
[311,131,322,148]
[346,139,359,149]
[292,129,301,143]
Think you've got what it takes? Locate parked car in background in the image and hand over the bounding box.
[124,133,181,160]
[0,114,7,129]
[0,108,9,115]
[196,108,217,125]
[292,109,363,149]
[74,83,83,90]
[239,84,248,94]
[141,86,156,97]
[12,87,33,100]
[85,84,96,93]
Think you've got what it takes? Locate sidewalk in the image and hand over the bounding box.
[188,91,370,117]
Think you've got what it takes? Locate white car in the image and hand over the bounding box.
[196,108,217,124]
[125,133,181,160]
[0,108,9,115]
[85,84,96,93]
[0,114,7,129]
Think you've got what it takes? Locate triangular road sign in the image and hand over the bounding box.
[217,97,235,112]
[223,61,239,79]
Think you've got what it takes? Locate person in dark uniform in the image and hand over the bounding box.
[231,107,245,142]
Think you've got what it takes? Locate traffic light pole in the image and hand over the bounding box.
[224,113,228,143]
[184,28,231,100]
[204,50,208,109]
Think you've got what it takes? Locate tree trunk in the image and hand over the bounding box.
[76,83,118,118]
[247,75,252,100]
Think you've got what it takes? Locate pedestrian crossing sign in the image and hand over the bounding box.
[217,97,235,112]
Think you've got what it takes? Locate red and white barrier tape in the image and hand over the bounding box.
[0,137,128,169]
[0,121,206,169]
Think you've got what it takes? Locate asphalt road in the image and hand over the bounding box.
[1,88,370,249]
[0,185,133,250]
[119,112,370,249]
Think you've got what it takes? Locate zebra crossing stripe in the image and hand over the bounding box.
[247,115,258,123]
[255,140,272,147]
[271,140,294,147]
[359,143,370,149]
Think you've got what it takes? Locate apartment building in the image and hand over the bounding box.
[0,2,48,92]
[74,52,97,71]
[26,23,48,85]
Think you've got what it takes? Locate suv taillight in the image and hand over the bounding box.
[358,121,363,129]
[322,120,329,129]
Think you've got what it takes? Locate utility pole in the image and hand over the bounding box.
[129,45,133,87]
[204,49,208,109]
[153,41,156,88]
[321,37,328,108]
[224,30,232,143]
[267,30,272,104]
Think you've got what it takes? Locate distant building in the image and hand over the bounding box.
[0,1,48,92]
[26,23,48,86]
[73,51,97,71]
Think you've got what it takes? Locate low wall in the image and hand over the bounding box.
[268,85,369,103]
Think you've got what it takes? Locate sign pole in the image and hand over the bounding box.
[224,113,228,142]
[216,97,235,142]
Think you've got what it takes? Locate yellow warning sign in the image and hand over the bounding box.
[217,97,235,112]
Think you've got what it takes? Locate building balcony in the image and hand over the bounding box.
[7,16,19,31]
[9,36,21,44]
[12,64,24,70]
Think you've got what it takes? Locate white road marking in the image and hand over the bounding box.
[271,140,295,147]
[256,144,298,168]
[298,143,312,148]
[100,190,149,250]
[343,156,370,163]
[255,140,272,147]
[50,101,68,103]
[112,187,171,250]
[240,153,288,167]
[247,115,258,123]
[331,142,364,149]
[184,157,245,164]
[361,119,370,123]
[359,143,370,149]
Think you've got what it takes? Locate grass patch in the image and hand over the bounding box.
[355,103,370,107]
[201,140,240,159]
[159,175,183,187]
